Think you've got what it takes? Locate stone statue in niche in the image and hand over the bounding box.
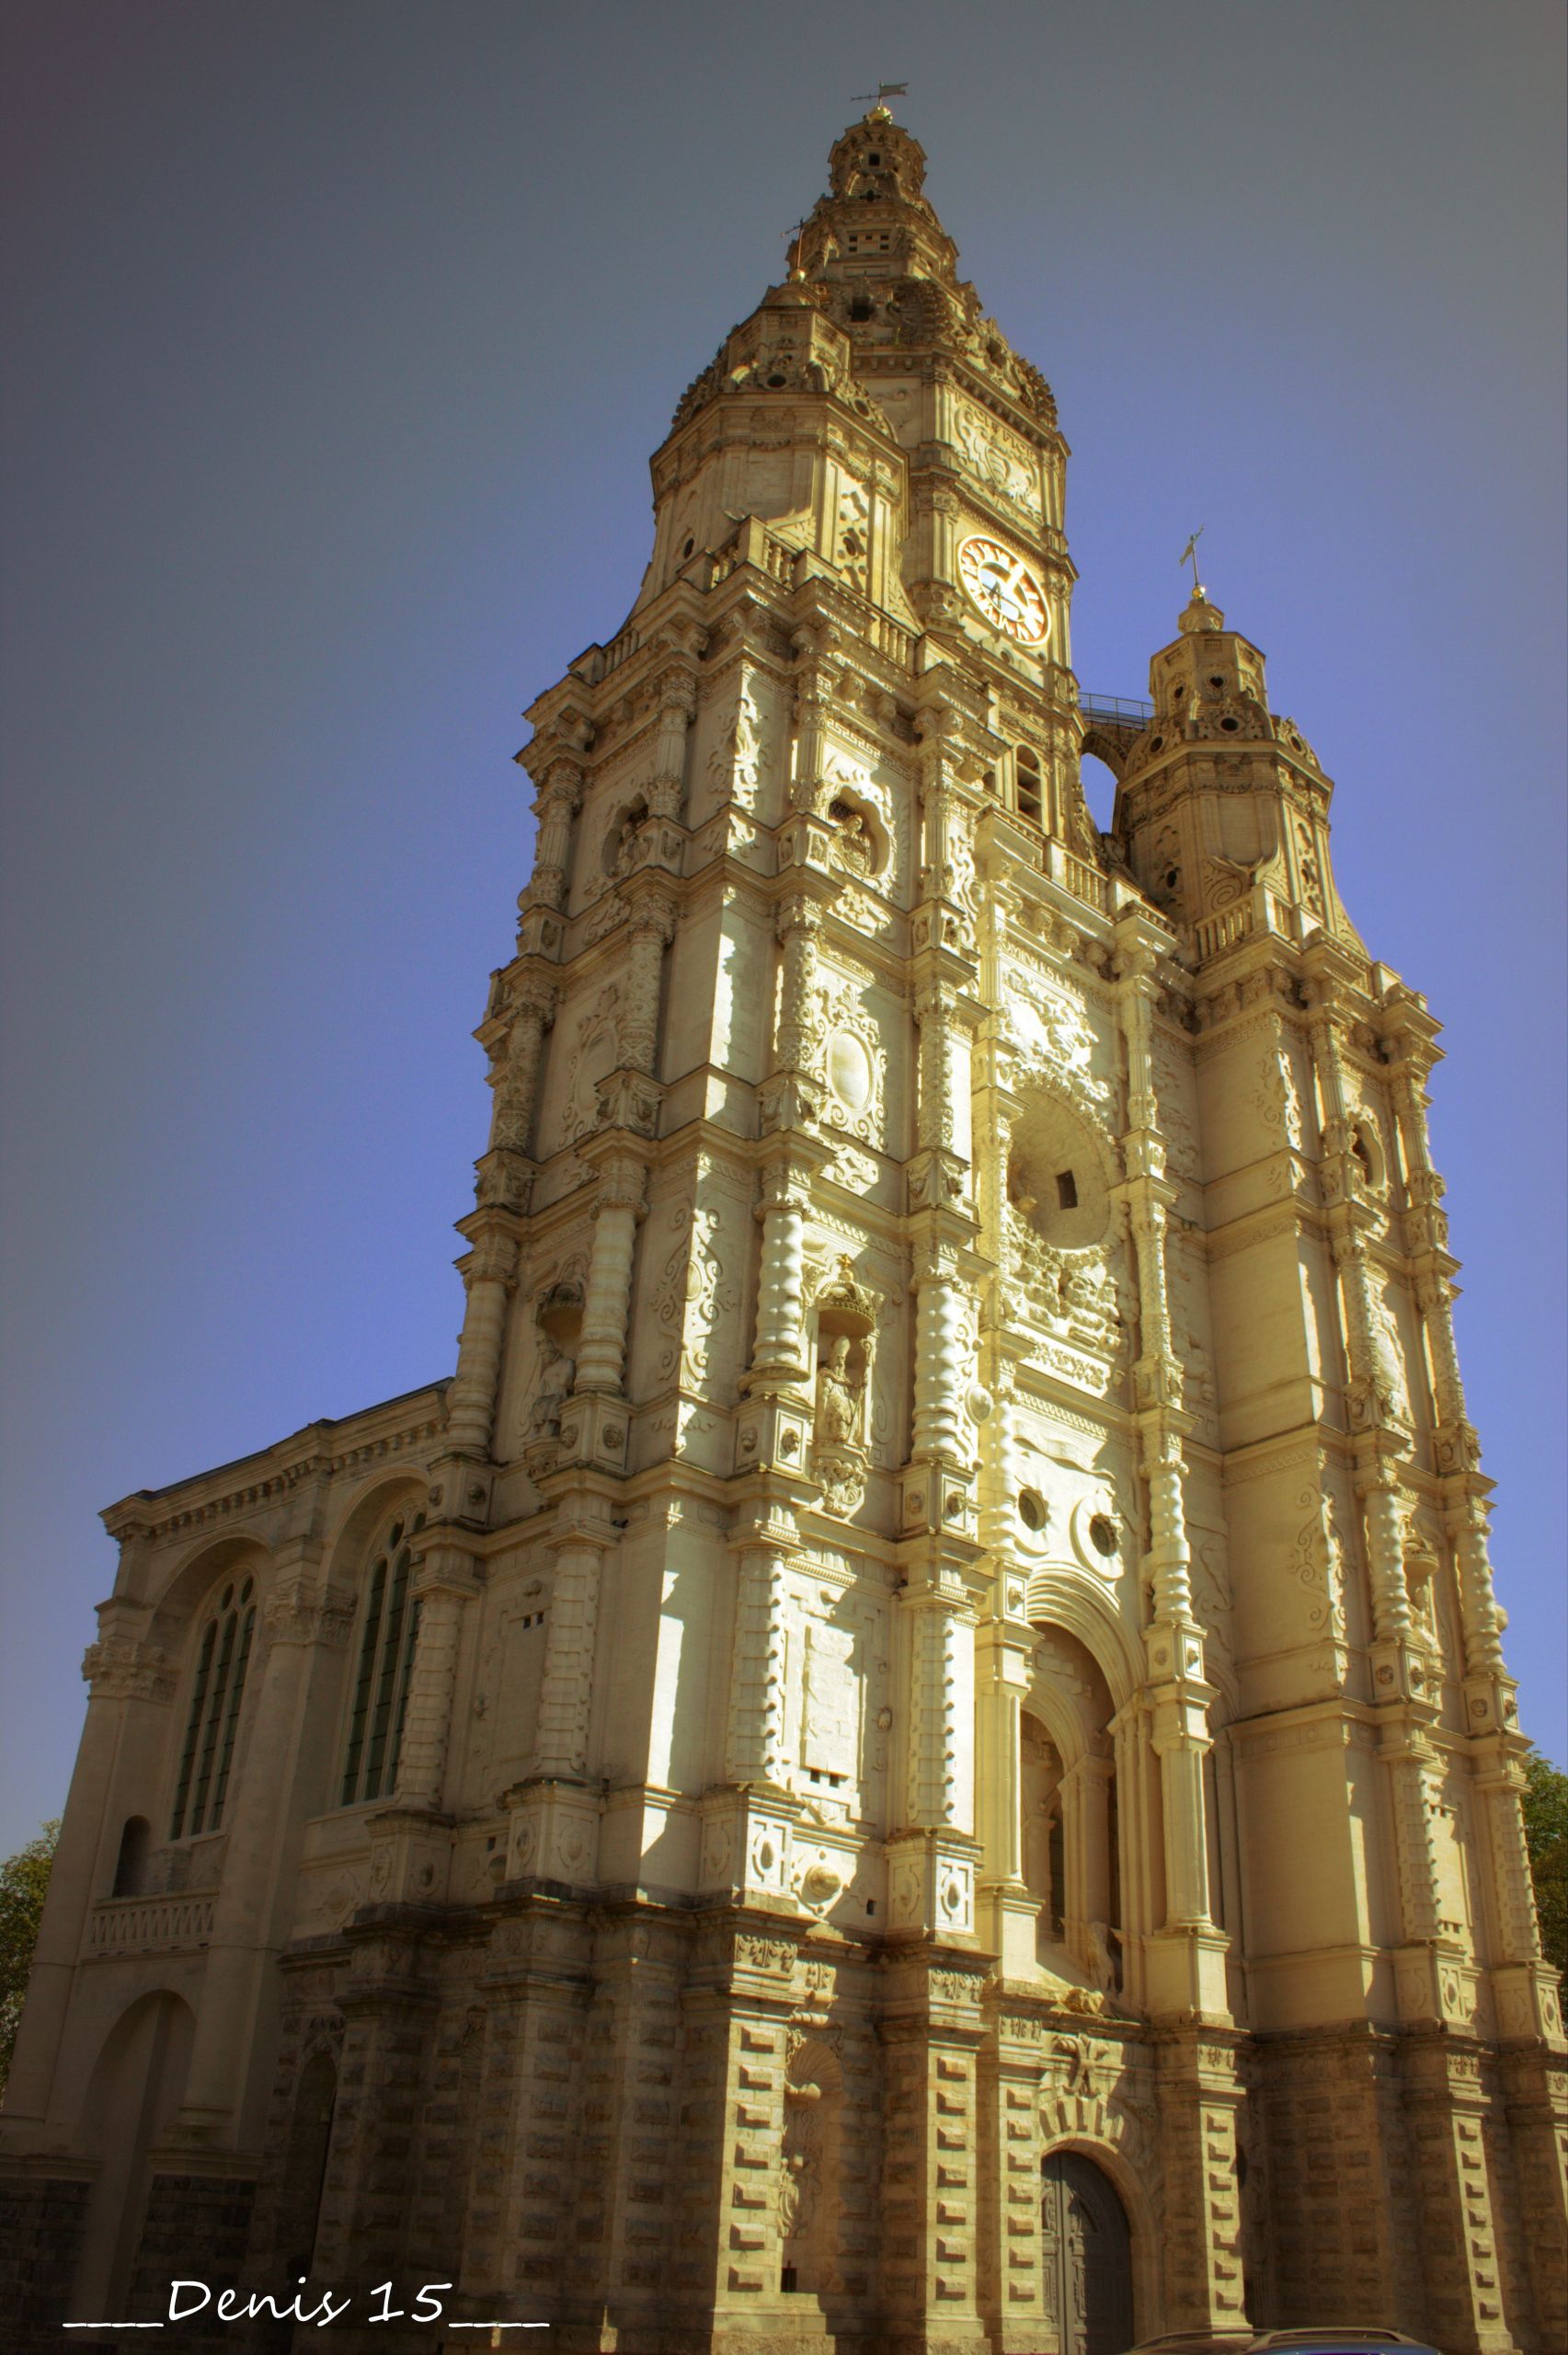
[828,794,877,878]
[809,1258,876,1517]
[525,1280,583,1457]
[531,1341,575,1437]
[816,1336,864,1444]
[603,796,649,880]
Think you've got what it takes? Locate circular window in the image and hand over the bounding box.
[1220,716,1240,733]
[1018,1488,1047,1533]
[1150,734,1163,753]
[1088,1512,1118,1558]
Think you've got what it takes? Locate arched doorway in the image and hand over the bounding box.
[1041,2151,1134,2355]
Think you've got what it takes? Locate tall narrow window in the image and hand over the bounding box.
[339,1511,426,1807]
[169,1576,257,1839]
[1015,744,1045,825]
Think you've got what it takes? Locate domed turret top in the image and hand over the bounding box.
[829,109,928,203]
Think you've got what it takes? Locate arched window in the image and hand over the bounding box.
[339,1509,426,1807]
[169,1576,257,1839]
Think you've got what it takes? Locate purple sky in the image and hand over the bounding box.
[2,1,1563,1856]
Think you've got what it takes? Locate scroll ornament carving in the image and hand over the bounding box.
[557,984,621,1145]
[1253,1046,1304,1149]
[652,1200,740,1393]
[1289,1488,1348,1643]
[581,890,628,947]
[708,684,766,811]
[952,396,1041,514]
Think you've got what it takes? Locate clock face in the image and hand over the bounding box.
[957,534,1050,646]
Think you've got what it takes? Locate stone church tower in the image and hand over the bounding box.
[3,107,1563,2355]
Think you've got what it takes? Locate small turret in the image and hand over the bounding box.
[1113,586,1362,950]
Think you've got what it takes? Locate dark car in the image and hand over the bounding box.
[1127,2333,1444,2355]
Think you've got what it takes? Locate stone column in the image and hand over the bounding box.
[521,758,582,916]
[974,1620,1037,1975]
[573,1153,647,1396]
[444,1225,521,1458]
[393,1541,479,1810]
[774,891,823,1076]
[749,1163,809,1386]
[646,670,696,819]
[725,1523,791,1789]
[787,635,834,811]
[1390,1056,1510,1684]
[618,887,679,1076]
[1116,916,1225,2013]
[530,1516,613,1782]
[486,973,556,1156]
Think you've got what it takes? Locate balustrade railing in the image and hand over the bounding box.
[87,1893,215,1956]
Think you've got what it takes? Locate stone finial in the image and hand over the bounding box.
[1177,586,1227,636]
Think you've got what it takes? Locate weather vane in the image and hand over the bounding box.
[852,81,909,110]
[1179,528,1205,592]
[783,216,811,276]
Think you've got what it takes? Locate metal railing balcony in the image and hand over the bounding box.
[1079,694,1153,729]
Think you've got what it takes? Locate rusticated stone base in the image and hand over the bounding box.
[0,2171,90,2355]
[14,1901,1566,2355]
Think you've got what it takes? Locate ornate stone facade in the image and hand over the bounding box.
[2,108,1563,2355]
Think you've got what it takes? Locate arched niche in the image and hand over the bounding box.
[808,1260,877,1519]
[72,1991,196,2325]
[527,1277,585,1445]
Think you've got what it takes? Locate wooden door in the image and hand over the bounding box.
[1041,2151,1134,2355]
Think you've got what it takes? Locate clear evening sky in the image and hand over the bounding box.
[2,1,1563,1855]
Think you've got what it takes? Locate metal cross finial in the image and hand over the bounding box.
[1179,529,1206,592]
[783,216,811,275]
[851,81,910,109]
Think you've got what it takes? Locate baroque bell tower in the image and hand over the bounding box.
[3,105,1563,2355]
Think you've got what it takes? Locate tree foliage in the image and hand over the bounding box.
[1520,1745,1568,1984]
[0,1819,59,2096]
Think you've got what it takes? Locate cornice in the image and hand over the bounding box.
[100,1384,450,1548]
